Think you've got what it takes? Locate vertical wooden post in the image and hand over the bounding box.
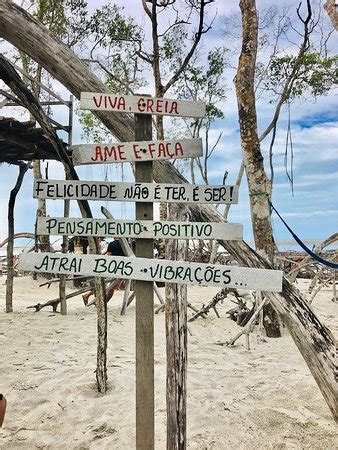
[6,162,28,313]
[59,181,69,315]
[59,95,73,315]
[166,205,188,450]
[333,269,337,302]
[135,112,154,449]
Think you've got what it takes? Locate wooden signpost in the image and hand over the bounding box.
[19,252,283,291]
[37,217,243,241]
[20,90,284,449]
[33,179,238,204]
[80,92,206,118]
[134,111,154,450]
[71,138,203,165]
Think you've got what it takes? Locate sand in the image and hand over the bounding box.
[0,276,337,449]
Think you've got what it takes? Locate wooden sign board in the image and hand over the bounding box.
[34,180,239,204]
[71,138,203,165]
[80,92,206,118]
[18,253,283,292]
[37,217,243,241]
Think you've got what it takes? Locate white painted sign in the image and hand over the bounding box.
[37,217,243,241]
[18,253,283,292]
[33,180,238,204]
[71,138,203,165]
[80,92,206,118]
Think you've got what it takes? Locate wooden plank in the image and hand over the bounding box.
[33,180,239,204]
[80,92,206,118]
[71,138,203,165]
[18,252,284,292]
[37,217,243,241]
[134,112,154,450]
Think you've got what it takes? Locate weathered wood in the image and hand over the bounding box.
[224,298,268,349]
[134,112,154,450]
[2,2,336,418]
[333,269,337,302]
[0,232,35,248]
[33,179,238,204]
[6,162,29,312]
[188,288,240,322]
[72,138,203,165]
[59,96,73,315]
[166,205,188,450]
[37,217,243,241]
[27,286,90,312]
[80,92,205,118]
[18,252,283,291]
[59,173,70,315]
[0,117,69,164]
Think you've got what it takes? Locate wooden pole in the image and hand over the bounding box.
[59,175,70,315]
[135,111,154,449]
[333,269,337,302]
[166,205,188,450]
[59,95,73,315]
[6,162,28,312]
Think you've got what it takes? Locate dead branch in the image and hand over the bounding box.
[0,232,35,248]
[221,298,267,349]
[288,233,338,282]
[27,286,90,312]
[188,287,241,322]
[259,0,315,142]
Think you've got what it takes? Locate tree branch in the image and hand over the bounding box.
[259,0,314,142]
[163,0,212,94]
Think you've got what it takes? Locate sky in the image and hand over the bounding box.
[0,0,337,252]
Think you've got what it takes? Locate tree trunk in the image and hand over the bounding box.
[6,162,28,312]
[166,205,188,450]
[0,3,336,420]
[234,0,280,337]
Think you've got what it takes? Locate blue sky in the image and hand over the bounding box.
[0,0,337,251]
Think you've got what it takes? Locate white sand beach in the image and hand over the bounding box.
[0,277,337,449]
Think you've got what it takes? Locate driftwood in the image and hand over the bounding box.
[27,286,90,312]
[39,276,90,288]
[288,233,338,282]
[222,298,268,350]
[1,2,337,418]
[226,298,251,325]
[309,276,334,304]
[188,287,243,322]
[0,232,35,248]
[28,278,119,312]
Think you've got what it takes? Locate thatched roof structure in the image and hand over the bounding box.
[0,117,69,164]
